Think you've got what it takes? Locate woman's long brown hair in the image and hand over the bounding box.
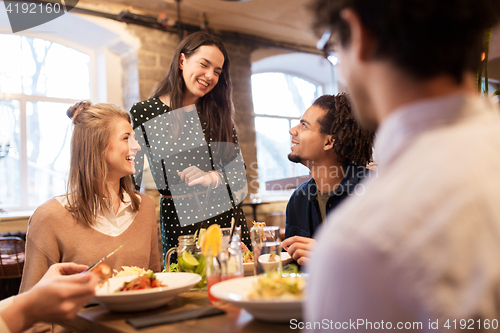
[150,31,234,143]
[65,101,140,227]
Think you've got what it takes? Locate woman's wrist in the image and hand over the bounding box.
[210,171,222,188]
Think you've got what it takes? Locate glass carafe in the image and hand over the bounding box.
[166,235,207,288]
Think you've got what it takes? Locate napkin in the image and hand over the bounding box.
[126,306,226,328]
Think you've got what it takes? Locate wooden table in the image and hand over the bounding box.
[63,290,294,333]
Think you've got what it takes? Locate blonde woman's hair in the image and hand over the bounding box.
[66,101,140,227]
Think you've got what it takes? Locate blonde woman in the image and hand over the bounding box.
[20,101,160,333]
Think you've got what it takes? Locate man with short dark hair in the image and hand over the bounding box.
[306,0,500,330]
[282,93,373,266]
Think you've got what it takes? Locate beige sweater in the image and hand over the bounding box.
[19,193,161,333]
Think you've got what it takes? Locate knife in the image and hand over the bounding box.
[81,242,126,273]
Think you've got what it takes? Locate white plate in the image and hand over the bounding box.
[243,252,293,275]
[92,272,201,312]
[210,275,304,322]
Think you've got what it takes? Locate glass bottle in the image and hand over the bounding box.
[207,227,244,303]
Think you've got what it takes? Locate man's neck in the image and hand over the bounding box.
[308,159,348,194]
[370,65,477,126]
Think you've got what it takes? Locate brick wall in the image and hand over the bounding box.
[221,37,259,196]
[127,26,181,102]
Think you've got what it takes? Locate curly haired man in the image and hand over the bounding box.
[282,93,374,266]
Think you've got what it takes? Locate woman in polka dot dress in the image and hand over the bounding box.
[130,32,251,263]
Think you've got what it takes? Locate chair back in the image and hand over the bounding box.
[0,237,25,279]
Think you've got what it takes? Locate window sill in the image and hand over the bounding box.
[258,175,311,202]
[256,190,294,203]
[0,210,33,222]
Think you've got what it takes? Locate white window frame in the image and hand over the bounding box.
[0,11,140,213]
[0,94,86,210]
[0,34,96,211]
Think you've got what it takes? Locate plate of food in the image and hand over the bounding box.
[242,252,293,275]
[91,271,201,312]
[209,273,306,322]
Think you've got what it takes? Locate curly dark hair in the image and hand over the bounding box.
[310,0,500,83]
[314,93,374,166]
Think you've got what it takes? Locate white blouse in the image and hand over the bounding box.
[56,192,140,236]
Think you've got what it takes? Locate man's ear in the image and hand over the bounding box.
[340,8,376,61]
[179,53,186,70]
[324,136,335,151]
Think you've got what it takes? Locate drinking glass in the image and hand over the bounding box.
[166,235,206,288]
[207,227,244,304]
[250,226,282,275]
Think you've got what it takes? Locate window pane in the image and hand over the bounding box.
[0,35,23,94]
[0,35,91,99]
[251,73,319,118]
[252,73,301,117]
[27,102,72,206]
[255,117,290,186]
[292,76,320,110]
[44,42,91,99]
[0,100,21,208]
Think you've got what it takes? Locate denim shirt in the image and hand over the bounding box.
[285,163,370,239]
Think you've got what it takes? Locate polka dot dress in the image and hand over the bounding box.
[130,98,251,262]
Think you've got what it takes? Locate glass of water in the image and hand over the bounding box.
[250,225,282,275]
